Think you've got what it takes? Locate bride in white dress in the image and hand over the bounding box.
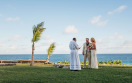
[90,38,98,69]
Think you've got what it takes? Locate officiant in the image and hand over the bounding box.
[69,38,81,71]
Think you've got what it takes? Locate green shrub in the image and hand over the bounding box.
[99,60,122,65]
[57,60,70,64]
[86,61,89,64]
[81,61,83,64]
[57,61,61,64]
[100,60,103,64]
[107,61,109,64]
[57,60,123,65]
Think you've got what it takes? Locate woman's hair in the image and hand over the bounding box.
[91,37,96,43]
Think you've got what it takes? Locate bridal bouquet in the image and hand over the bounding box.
[88,45,93,51]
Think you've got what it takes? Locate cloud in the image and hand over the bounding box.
[20,45,28,47]
[114,5,127,12]
[109,36,124,40]
[64,25,78,33]
[108,12,113,15]
[91,15,108,26]
[9,45,15,49]
[79,39,85,41]
[97,40,132,53]
[117,36,124,39]
[109,32,124,40]
[6,46,16,52]
[0,42,3,47]
[108,5,127,15]
[114,40,132,48]
[109,37,114,39]
[91,15,101,24]
[9,35,20,41]
[96,39,109,45]
[6,17,20,21]
[48,39,54,44]
[35,39,56,48]
[0,44,2,47]
[41,35,50,40]
[56,43,63,46]
[97,39,102,42]
[122,40,132,46]
[97,20,108,26]
[115,32,118,35]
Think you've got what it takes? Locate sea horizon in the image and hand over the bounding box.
[0,53,132,55]
[0,54,132,65]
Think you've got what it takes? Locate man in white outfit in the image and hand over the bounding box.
[82,38,91,68]
[69,38,81,71]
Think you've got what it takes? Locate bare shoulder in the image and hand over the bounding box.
[93,43,96,47]
[91,42,96,45]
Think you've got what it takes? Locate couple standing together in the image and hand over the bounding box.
[69,38,98,71]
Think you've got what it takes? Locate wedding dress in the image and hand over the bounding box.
[91,45,98,69]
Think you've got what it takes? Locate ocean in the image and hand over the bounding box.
[0,54,132,65]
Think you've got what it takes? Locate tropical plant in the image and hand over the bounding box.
[57,60,70,64]
[119,60,122,65]
[64,60,66,63]
[80,61,83,64]
[100,60,103,64]
[30,22,46,66]
[45,43,56,63]
[86,61,89,64]
[107,61,109,64]
[57,61,62,64]
[99,60,122,65]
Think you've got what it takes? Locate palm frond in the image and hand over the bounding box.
[37,22,44,29]
[34,30,41,42]
[32,25,37,34]
[39,28,46,33]
[32,30,41,42]
[48,43,56,55]
[31,22,46,42]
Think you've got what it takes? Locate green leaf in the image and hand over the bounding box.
[31,22,46,42]
[47,43,56,55]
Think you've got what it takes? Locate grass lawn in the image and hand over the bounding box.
[0,63,132,83]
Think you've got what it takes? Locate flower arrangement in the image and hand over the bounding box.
[87,45,93,51]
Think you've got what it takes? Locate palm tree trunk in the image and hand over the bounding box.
[46,55,49,63]
[30,42,34,66]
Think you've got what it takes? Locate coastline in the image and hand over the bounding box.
[0,54,132,65]
[0,60,132,66]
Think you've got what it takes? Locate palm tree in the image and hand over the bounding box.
[30,22,46,66]
[45,43,56,63]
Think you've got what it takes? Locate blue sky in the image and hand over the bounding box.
[0,0,132,54]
